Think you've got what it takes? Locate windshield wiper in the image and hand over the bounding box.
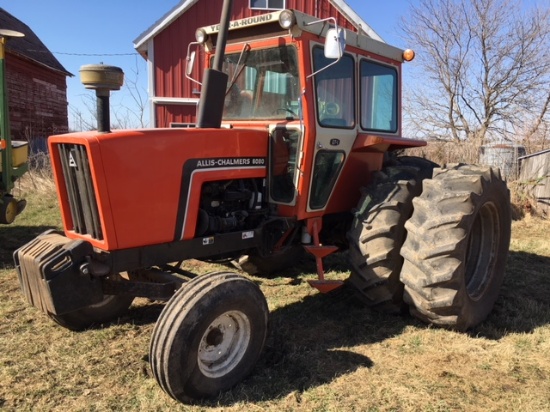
[225,43,251,97]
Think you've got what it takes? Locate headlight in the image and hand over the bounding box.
[195,28,208,44]
[279,10,296,29]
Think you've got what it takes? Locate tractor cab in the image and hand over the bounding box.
[188,10,421,225]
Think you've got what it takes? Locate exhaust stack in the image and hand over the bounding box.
[196,0,233,128]
[80,64,124,133]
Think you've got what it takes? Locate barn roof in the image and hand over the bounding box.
[0,8,72,76]
[133,0,383,52]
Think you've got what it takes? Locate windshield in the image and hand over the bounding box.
[220,45,301,121]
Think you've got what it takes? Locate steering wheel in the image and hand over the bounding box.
[275,108,298,117]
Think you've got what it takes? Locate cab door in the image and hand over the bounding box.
[308,46,357,212]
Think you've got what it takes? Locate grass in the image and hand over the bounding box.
[1,173,549,411]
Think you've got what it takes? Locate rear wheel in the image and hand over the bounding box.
[50,274,134,331]
[400,164,511,330]
[150,271,268,403]
[347,156,436,313]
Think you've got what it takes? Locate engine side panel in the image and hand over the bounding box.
[49,128,268,250]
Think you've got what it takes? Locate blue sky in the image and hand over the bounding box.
[0,0,411,130]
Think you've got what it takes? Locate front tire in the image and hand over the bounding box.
[400,164,511,330]
[150,271,268,403]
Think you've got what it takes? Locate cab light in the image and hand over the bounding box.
[195,28,208,44]
[403,49,415,62]
[279,9,296,29]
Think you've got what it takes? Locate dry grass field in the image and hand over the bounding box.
[1,173,549,411]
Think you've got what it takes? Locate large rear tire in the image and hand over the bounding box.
[50,274,134,331]
[400,164,511,330]
[150,271,268,403]
[347,156,436,313]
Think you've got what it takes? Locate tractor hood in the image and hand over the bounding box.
[48,127,268,250]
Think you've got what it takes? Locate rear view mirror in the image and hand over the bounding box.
[324,28,346,59]
[186,51,196,76]
[185,43,202,86]
[304,18,347,79]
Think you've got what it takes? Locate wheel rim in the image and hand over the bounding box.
[3,198,17,224]
[197,310,251,378]
[465,202,500,300]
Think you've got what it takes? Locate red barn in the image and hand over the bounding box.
[0,8,71,151]
[134,0,380,128]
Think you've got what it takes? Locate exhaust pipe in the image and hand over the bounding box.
[196,0,233,128]
[79,64,124,133]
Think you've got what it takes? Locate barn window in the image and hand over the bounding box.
[249,0,286,10]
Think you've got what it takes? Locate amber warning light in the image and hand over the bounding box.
[403,49,415,62]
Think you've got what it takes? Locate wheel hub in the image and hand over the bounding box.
[198,310,251,378]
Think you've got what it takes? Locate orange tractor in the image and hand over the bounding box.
[14,1,511,404]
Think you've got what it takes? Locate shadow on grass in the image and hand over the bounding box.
[211,248,550,404]
[231,287,390,402]
[85,247,550,405]
[149,249,550,404]
[5,237,549,404]
[473,250,550,339]
[125,280,405,405]
[0,225,57,265]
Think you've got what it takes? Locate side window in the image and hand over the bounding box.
[360,60,398,132]
[313,47,355,128]
[269,127,301,204]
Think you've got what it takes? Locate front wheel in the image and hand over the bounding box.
[400,164,511,331]
[150,271,268,403]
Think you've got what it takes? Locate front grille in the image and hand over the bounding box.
[57,143,103,240]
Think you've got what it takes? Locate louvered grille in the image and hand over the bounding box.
[57,144,103,240]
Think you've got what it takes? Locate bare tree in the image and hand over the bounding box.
[69,57,149,132]
[112,56,149,129]
[402,0,550,148]
[69,102,96,132]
